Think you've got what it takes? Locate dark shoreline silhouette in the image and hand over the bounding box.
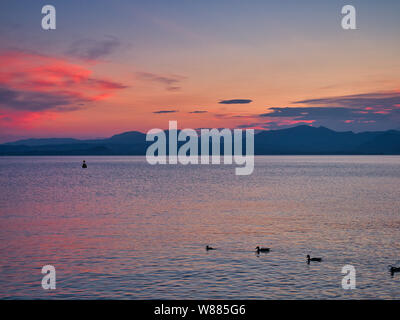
[1,125,399,156]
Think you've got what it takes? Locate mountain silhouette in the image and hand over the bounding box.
[5,138,81,146]
[254,125,389,154]
[1,125,399,155]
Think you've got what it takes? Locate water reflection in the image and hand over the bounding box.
[0,156,399,299]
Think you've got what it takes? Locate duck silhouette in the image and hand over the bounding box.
[206,245,215,251]
[255,246,270,253]
[389,265,400,276]
[82,160,87,168]
[307,254,322,263]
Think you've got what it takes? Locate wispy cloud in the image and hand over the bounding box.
[136,72,185,91]
[294,91,400,110]
[189,110,208,114]
[66,36,121,61]
[0,87,82,112]
[219,99,252,104]
[153,110,178,114]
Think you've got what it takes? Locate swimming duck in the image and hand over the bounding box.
[307,254,322,263]
[206,245,215,251]
[255,246,270,253]
[389,265,400,274]
[82,160,87,168]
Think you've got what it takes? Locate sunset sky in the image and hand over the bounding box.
[0,0,399,142]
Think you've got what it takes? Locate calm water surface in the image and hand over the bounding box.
[0,156,400,299]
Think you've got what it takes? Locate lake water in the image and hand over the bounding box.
[0,156,400,299]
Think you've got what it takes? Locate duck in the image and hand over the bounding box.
[307,254,322,263]
[389,265,400,274]
[82,160,87,168]
[255,246,270,253]
[206,245,215,251]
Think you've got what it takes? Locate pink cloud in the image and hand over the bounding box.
[0,51,127,102]
[0,50,127,126]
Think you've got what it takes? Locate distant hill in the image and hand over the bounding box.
[5,138,81,146]
[0,126,399,155]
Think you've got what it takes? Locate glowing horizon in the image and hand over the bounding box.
[0,0,399,143]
